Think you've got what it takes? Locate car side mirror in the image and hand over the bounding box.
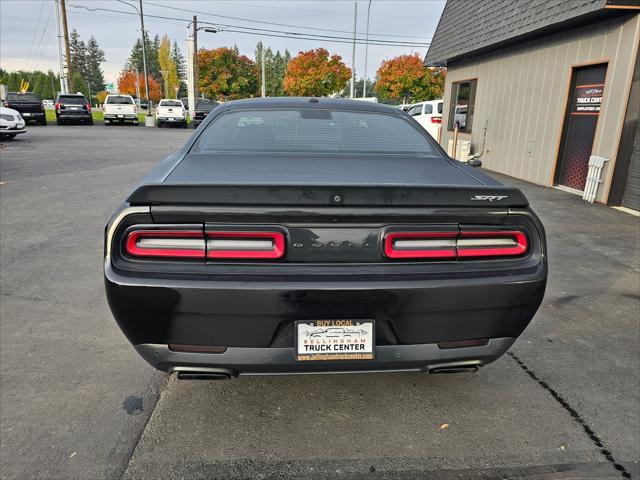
[468,158,482,168]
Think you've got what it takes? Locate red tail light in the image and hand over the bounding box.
[206,231,285,259]
[55,102,61,110]
[86,103,92,112]
[124,228,286,260]
[431,117,442,123]
[384,229,528,260]
[125,230,205,258]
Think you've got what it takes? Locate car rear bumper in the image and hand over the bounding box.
[135,337,516,375]
[105,257,546,373]
[157,117,186,122]
[58,112,91,118]
[105,114,138,121]
[19,112,45,119]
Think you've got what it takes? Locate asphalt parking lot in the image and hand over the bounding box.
[1,125,638,480]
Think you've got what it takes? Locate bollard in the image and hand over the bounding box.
[144,115,155,127]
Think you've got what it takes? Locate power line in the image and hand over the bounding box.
[24,0,46,72]
[66,4,429,48]
[144,0,431,41]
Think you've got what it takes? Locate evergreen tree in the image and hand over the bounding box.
[255,42,292,97]
[171,41,185,81]
[125,31,160,80]
[171,41,187,97]
[69,29,87,79]
[85,36,106,91]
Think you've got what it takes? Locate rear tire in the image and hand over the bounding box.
[4,134,17,140]
[157,121,163,128]
[88,118,94,126]
[40,117,47,126]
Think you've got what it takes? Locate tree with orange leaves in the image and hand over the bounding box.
[117,71,162,102]
[283,48,351,97]
[198,47,259,100]
[375,54,445,104]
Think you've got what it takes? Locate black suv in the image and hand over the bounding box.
[55,94,93,125]
[4,92,47,125]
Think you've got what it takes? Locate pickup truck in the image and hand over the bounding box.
[3,92,46,125]
[104,95,139,126]
[156,99,187,128]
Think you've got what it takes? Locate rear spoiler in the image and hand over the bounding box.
[127,183,529,208]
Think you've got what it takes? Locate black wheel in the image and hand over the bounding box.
[40,117,47,126]
[88,118,94,126]
[4,134,17,140]
[157,121,163,128]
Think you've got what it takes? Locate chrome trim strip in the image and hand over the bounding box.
[393,239,457,249]
[457,238,516,247]
[207,239,274,251]
[105,206,150,259]
[137,238,206,250]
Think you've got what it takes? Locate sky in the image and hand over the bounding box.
[0,0,445,85]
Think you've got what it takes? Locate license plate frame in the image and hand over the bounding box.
[295,319,375,361]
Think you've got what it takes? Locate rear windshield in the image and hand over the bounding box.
[106,95,133,104]
[57,95,86,105]
[194,109,438,155]
[7,93,40,102]
[196,100,218,109]
[160,100,182,107]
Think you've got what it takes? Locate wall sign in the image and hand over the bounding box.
[572,84,604,115]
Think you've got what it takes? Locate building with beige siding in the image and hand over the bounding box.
[424,0,639,211]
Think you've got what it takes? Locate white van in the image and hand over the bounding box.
[406,99,443,139]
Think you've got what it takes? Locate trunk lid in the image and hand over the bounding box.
[128,153,528,208]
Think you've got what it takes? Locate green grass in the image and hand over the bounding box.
[45,109,148,123]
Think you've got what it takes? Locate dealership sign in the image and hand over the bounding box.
[573,85,603,115]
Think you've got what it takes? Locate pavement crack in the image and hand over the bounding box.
[507,351,632,479]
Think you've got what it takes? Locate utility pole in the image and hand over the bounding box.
[350,2,357,99]
[363,0,372,98]
[60,0,72,87]
[193,16,198,100]
[138,0,150,116]
[135,67,141,104]
[261,47,266,97]
[54,0,67,94]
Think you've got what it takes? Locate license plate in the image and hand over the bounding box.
[118,114,123,118]
[168,118,175,121]
[295,320,375,361]
[70,107,79,110]
[23,112,31,116]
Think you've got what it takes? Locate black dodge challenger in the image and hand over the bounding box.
[104,97,547,379]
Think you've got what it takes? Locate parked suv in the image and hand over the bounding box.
[3,92,46,125]
[55,94,93,125]
[156,99,187,128]
[104,94,139,125]
[406,99,443,139]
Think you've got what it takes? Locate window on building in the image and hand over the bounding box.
[448,79,477,133]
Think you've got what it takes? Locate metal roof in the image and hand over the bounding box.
[423,0,624,66]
